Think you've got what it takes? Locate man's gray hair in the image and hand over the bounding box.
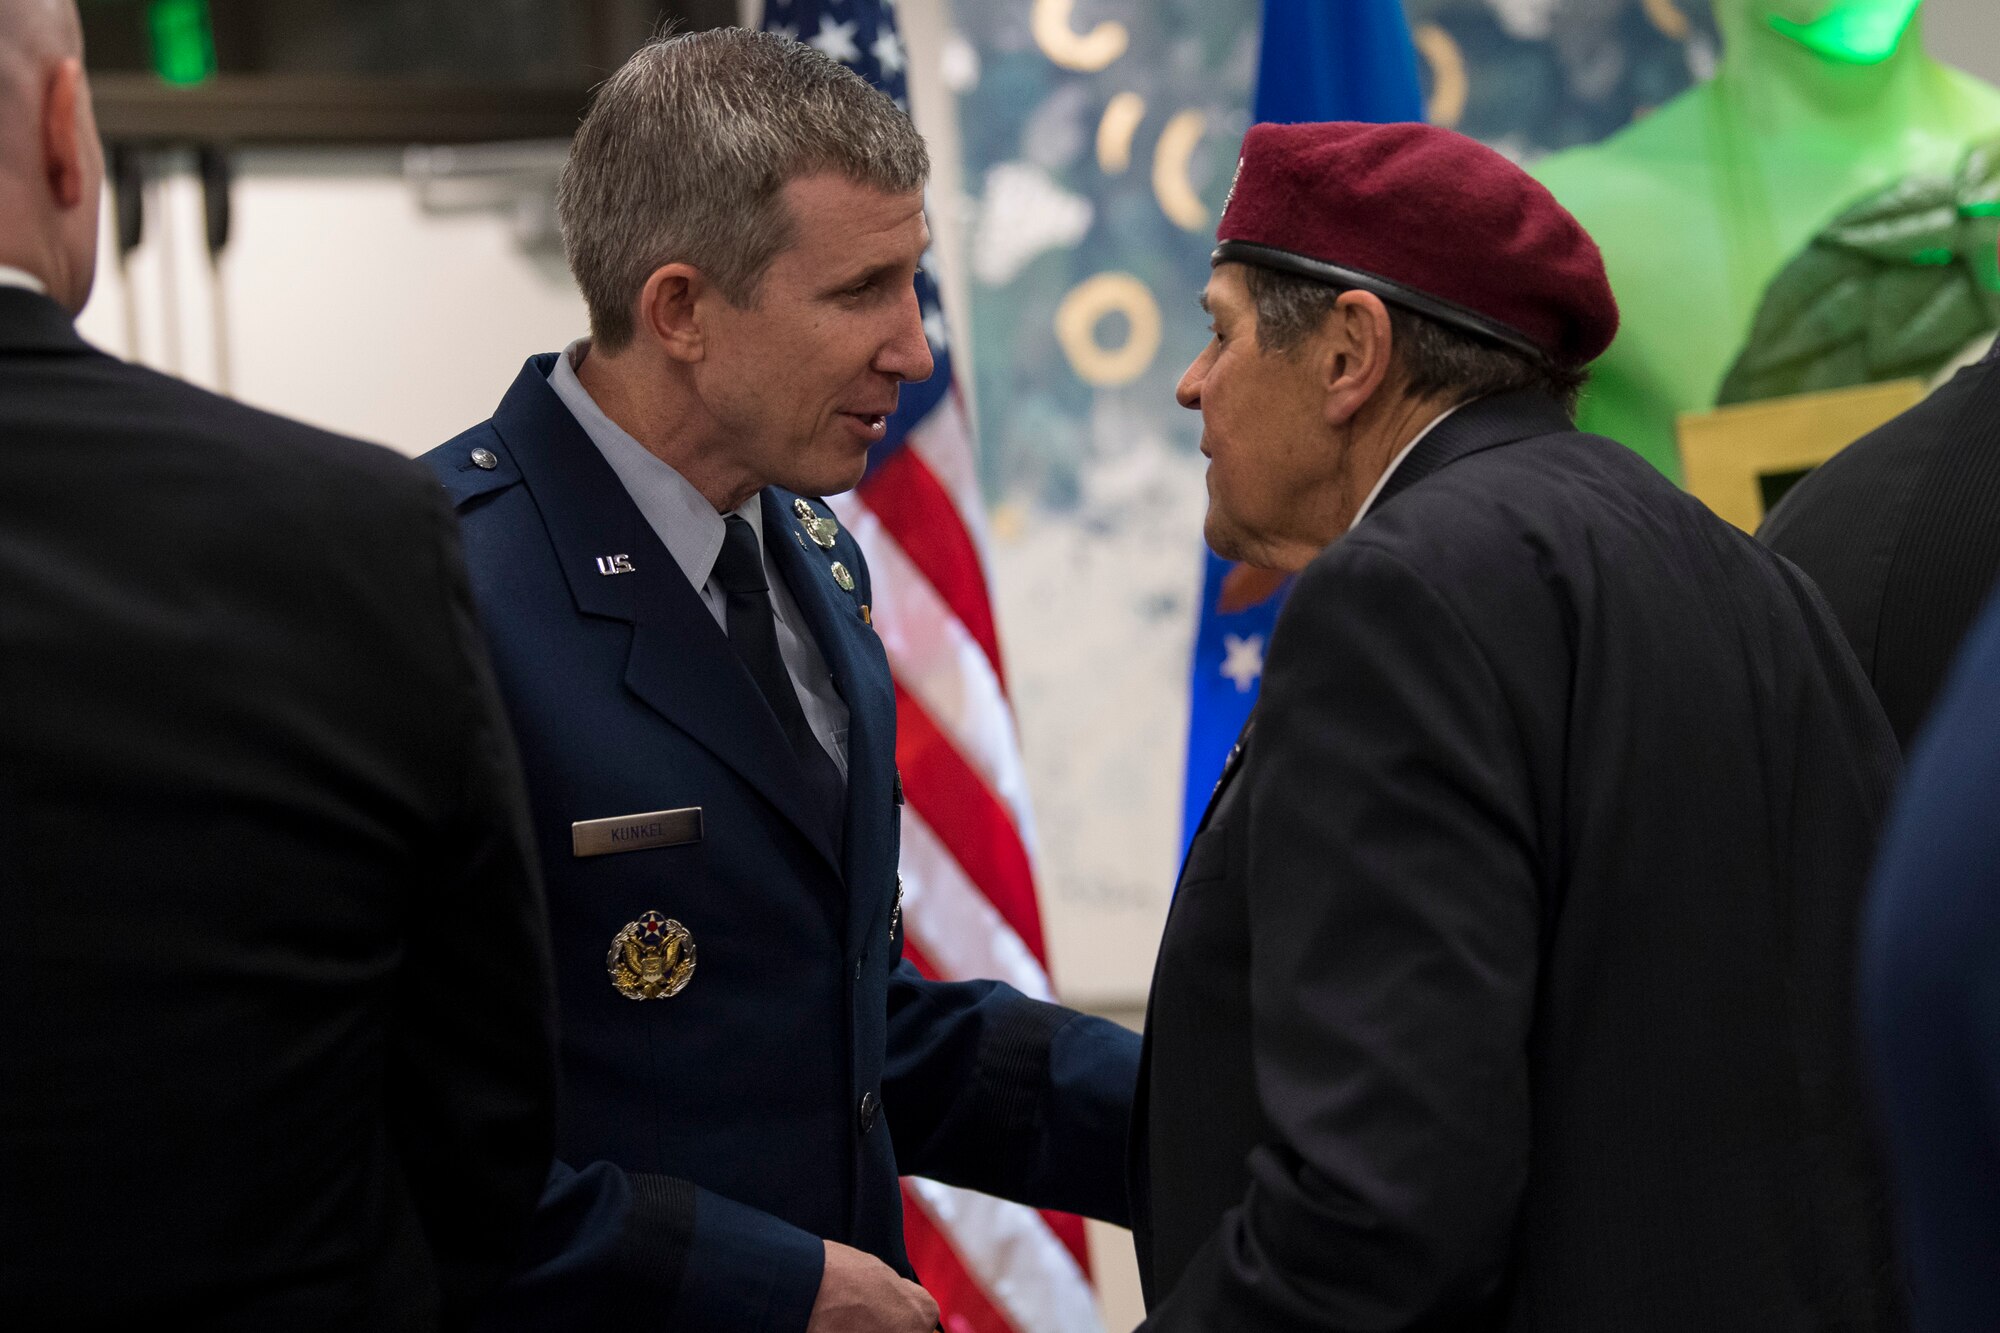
[558,27,930,351]
[1242,264,1589,415]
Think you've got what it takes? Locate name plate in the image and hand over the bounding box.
[571,807,704,858]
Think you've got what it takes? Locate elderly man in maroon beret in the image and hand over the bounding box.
[1132,122,1903,1332]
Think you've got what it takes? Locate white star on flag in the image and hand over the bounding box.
[1221,634,1265,692]
[810,16,862,64]
[768,23,799,42]
[923,306,949,351]
[871,29,906,75]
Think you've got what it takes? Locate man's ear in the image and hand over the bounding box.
[43,58,87,211]
[1319,290,1396,427]
[637,263,710,363]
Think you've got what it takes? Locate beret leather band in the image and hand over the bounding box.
[1212,239,1549,364]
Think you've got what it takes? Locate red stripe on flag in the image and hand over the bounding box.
[1041,1208,1091,1277]
[903,922,1093,1276]
[860,446,1006,687]
[903,1184,1022,1333]
[894,684,1046,962]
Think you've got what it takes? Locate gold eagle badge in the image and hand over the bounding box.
[607,911,696,1000]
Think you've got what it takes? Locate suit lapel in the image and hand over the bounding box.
[763,491,897,927]
[490,359,841,873]
[1183,717,1252,862]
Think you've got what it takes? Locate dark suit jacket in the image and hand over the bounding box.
[421,357,1139,1333]
[1759,345,2000,749]
[1863,583,2000,1333]
[1134,391,1903,1331]
[0,289,558,1330]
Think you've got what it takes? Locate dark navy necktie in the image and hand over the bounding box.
[713,513,845,856]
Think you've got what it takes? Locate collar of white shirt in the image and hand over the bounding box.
[546,337,759,597]
[1347,402,1465,532]
[0,265,48,296]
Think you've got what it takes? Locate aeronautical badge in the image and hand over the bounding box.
[793,497,839,549]
[607,911,696,1000]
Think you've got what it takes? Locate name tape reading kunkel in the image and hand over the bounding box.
[571,807,704,858]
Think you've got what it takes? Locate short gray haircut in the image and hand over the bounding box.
[1241,263,1588,415]
[558,27,930,351]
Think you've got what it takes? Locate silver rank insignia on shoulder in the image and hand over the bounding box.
[830,561,855,592]
[595,554,636,576]
[607,911,696,1000]
[793,497,839,550]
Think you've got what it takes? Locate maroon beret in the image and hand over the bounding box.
[1216,121,1618,369]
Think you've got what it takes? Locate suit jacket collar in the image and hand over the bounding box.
[1368,389,1577,516]
[490,355,646,619]
[0,287,90,355]
[488,355,848,877]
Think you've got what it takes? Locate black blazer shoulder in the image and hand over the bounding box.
[1760,353,2000,746]
[1353,390,1759,601]
[0,287,557,1329]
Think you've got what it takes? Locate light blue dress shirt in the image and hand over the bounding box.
[548,339,850,779]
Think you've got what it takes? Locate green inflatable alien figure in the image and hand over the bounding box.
[1534,0,2000,480]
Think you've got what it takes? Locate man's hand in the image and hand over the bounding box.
[807,1240,940,1332]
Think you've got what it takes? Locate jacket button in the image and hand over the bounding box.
[858,1090,879,1136]
[470,447,498,470]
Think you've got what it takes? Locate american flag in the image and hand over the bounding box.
[761,2,1105,1330]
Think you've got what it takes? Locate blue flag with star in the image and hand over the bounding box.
[1178,0,1424,854]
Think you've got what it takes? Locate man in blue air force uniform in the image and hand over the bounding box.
[422,30,1139,1333]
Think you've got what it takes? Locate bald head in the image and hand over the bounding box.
[0,0,81,103]
[0,0,98,312]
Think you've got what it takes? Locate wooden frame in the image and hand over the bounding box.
[92,74,594,145]
[1677,379,1926,532]
[88,0,735,146]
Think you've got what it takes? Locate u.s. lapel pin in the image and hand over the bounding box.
[595,554,636,576]
[793,497,839,550]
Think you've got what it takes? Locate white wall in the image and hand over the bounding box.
[1927,0,2000,86]
[78,147,585,451]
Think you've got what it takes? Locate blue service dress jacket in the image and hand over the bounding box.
[422,355,1140,1332]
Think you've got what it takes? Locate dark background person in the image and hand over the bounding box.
[1759,334,2000,749]
[424,30,1139,1333]
[0,3,558,1328]
[1135,121,1903,1331]
[1863,584,2000,1333]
